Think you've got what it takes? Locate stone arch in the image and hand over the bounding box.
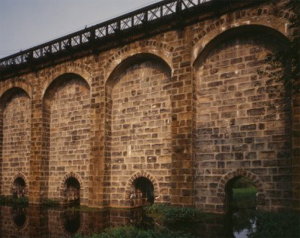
[10,173,29,189]
[125,171,160,201]
[106,53,172,86]
[104,40,174,81]
[193,24,289,68]
[0,79,32,101]
[60,172,83,203]
[217,170,266,212]
[192,11,290,65]
[41,63,92,99]
[105,50,173,207]
[10,173,29,198]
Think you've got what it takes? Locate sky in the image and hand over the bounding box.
[0,0,160,58]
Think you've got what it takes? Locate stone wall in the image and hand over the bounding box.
[194,28,292,212]
[0,0,298,212]
[0,89,31,195]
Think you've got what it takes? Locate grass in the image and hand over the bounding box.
[232,187,258,209]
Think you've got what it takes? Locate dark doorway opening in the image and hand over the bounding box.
[130,177,154,207]
[64,177,80,205]
[225,176,257,212]
[12,177,26,198]
[224,176,258,238]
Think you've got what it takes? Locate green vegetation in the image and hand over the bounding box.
[0,195,28,207]
[73,226,196,238]
[41,198,60,207]
[248,212,300,238]
[144,204,219,224]
[232,188,257,209]
[233,177,256,189]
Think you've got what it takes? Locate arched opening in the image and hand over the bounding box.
[63,177,80,205]
[12,177,26,198]
[225,176,258,212]
[224,176,258,238]
[130,177,154,207]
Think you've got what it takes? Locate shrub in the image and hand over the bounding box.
[248,212,300,238]
[144,204,211,224]
[73,226,196,238]
[41,198,60,207]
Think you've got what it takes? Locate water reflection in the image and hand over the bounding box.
[12,208,27,229]
[62,211,81,234]
[0,205,257,238]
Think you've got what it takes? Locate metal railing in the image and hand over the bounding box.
[0,0,212,71]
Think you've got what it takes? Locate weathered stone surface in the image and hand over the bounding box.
[0,0,298,213]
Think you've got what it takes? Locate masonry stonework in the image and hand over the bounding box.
[0,0,299,213]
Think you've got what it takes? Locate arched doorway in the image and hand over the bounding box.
[130,177,154,207]
[225,176,258,212]
[12,177,26,198]
[63,177,80,205]
[224,176,258,238]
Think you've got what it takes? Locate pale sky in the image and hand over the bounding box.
[0,0,159,58]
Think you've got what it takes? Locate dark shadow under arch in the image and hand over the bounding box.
[106,53,172,87]
[63,177,81,205]
[193,25,290,69]
[130,177,155,207]
[12,177,27,198]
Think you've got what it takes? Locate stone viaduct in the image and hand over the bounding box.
[0,0,299,213]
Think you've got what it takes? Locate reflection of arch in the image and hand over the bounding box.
[60,172,83,204]
[193,25,289,69]
[125,171,159,202]
[217,170,266,212]
[106,53,172,87]
[61,210,81,235]
[11,208,28,231]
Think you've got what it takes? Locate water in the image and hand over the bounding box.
[0,205,256,238]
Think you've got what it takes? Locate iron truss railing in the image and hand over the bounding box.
[0,0,213,71]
